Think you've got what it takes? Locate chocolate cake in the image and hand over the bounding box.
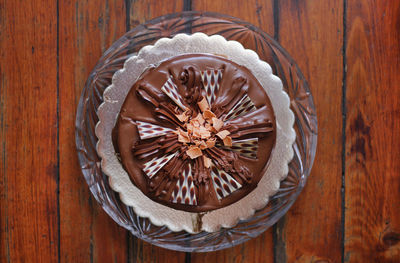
[113,53,276,212]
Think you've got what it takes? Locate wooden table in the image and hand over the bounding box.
[1,0,399,262]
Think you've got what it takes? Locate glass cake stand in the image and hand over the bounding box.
[75,11,318,252]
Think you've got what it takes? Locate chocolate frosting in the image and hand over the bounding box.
[113,54,276,212]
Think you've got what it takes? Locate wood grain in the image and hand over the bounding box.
[58,0,128,262]
[344,1,400,262]
[190,230,274,263]
[192,0,275,36]
[127,1,187,262]
[190,1,275,262]
[2,1,400,262]
[129,241,188,263]
[0,0,58,262]
[277,1,344,262]
[129,0,184,29]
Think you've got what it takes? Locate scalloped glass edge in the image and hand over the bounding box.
[75,11,317,252]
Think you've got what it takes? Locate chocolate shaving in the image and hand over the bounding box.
[212,117,224,131]
[197,97,209,112]
[203,155,212,168]
[186,146,203,159]
[223,136,232,147]
[216,130,230,140]
[203,110,216,120]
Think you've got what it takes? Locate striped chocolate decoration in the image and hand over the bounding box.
[221,138,259,159]
[136,121,175,140]
[142,152,178,178]
[201,69,223,105]
[210,162,242,200]
[171,164,197,205]
[223,94,256,121]
[161,77,188,111]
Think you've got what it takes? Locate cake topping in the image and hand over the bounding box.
[216,130,230,140]
[114,54,276,212]
[197,97,209,112]
[186,146,203,159]
[173,99,233,163]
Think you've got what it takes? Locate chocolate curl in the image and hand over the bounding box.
[142,152,178,178]
[134,131,175,149]
[224,105,274,138]
[223,94,256,121]
[193,156,209,184]
[136,80,167,108]
[162,152,187,180]
[133,141,161,160]
[136,88,159,108]
[179,66,203,105]
[209,162,242,200]
[136,121,174,140]
[161,77,188,111]
[159,140,181,155]
[154,106,186,129]
[228,122,273,139]
[171,164,198,205]
[201,68,224,106]
[150,174,170,198]
[206,147,252,183]
[133,133,179,161]
[137,83,186,129]
[197,176,212,206]
[148,153,185,197]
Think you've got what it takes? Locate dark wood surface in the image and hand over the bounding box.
[1,0,399,262]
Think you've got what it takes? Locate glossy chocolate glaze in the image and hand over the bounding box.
[113,54,276,212]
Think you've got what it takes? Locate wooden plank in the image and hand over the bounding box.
[0,0,58,262]
[58,0,128,262]
[190,1,275,262]
[127,1,187,262]
[129,241,188,263]
[344,1,400,262]
[190,230,274,263]
[276,1,344,262]
[192,0,275,36]
[129,0,184,29]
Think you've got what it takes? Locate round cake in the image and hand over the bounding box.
[113,54,276,212]
[96,33,295,232]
